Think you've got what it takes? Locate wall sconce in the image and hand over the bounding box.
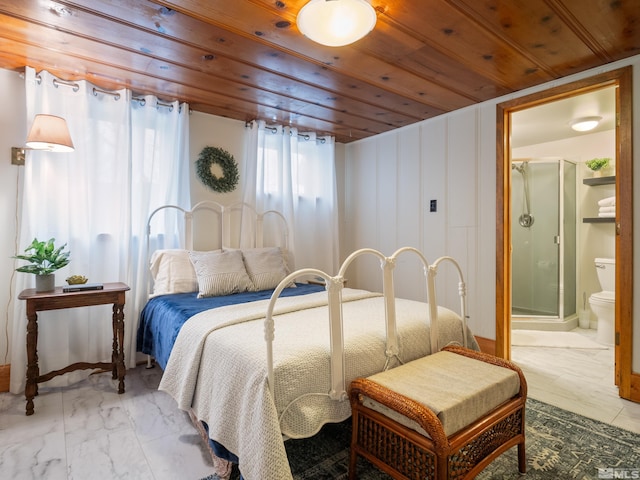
[297,0,377,47]
[11,114,75,165]
[568,116,602,132]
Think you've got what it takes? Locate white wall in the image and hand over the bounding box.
[0,69,26,368]
[188,111,247,251]
[342,110,488,336]
[343,55,640,375]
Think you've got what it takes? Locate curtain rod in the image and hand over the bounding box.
[52,78,79,92]
[131,96,176,111]
[36,73,182,111]
[93,86,121,100]
[252,122,327,144]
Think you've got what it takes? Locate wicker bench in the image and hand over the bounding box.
[348,345,527,480]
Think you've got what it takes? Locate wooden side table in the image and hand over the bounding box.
[18,282,130,416]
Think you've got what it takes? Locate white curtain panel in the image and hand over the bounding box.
[242,120,339,275]
[10,68,189,393]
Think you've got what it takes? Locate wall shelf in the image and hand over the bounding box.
[583,176,615,222]
[583,175,615,186]
[583,217,615,223]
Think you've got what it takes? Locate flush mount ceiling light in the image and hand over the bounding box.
[297,0,377,47]
[568,116,602,132]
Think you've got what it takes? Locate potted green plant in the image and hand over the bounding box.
[585,157,611,176]
[13,238,70,292]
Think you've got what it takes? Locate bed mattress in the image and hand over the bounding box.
[136,282,324,369]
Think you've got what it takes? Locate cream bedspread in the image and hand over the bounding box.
[159,288,478,480]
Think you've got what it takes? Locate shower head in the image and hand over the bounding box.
[511,162,528,174]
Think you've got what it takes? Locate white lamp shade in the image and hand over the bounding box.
[297,0,377,47]
[569,116,602,132]
[26,114,75,152]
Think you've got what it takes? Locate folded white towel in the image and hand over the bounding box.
[599,206,616,213]
[598,196,616,207]
[598,212,615,218]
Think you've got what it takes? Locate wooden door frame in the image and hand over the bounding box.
[496,66,636,401]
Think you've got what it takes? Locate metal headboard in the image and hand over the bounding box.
[145,201,290,253]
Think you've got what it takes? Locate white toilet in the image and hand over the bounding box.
[589,257,615,345]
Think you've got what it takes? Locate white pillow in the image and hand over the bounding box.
[189,249,254,297]
[240,247,294,291]
[149,249,202,297]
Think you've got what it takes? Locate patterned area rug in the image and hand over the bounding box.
[202,398,640,480]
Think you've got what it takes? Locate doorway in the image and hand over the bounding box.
[495,67,635,401]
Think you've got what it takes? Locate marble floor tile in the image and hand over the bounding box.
[66,429,154,480]
[511,327,640,435]
[138,426,217,480]
[0,326,638,479]
[62,375,134,448]
[0,386,65,446]
[0,430,68,480]
[0,365,202,480]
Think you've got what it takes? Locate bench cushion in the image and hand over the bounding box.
[363,350,521,437]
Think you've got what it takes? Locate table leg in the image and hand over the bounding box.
[112,302,126,394]
[25,311,39,416]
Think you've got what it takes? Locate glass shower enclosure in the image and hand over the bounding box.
[511,158,576,327]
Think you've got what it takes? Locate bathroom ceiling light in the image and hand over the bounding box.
[297,0,377,47]
[569,116,602,132]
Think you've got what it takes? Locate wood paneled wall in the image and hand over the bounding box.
[342,55,640,349]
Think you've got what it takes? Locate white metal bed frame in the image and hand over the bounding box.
[145,200,289,253]
[143,201,469,407]
[265,247,468,403]
[142,202,471,479]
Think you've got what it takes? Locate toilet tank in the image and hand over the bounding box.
[595,257,615,291]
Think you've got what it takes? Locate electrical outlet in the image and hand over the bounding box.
[430,199,437,212]
[11,147,25,166]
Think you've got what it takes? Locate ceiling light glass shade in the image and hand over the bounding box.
[297,0,377,47]
[26,114,75,152]
[569,115,602,132]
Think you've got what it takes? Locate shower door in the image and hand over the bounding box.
[511,161,560,317]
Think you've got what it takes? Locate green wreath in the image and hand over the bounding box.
[196,146,239,193]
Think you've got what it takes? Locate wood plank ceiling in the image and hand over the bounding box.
[0,0,638,143]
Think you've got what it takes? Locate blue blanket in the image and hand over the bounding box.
[136,283,324,369]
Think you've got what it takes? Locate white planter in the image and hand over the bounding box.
[35,274,55,292]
